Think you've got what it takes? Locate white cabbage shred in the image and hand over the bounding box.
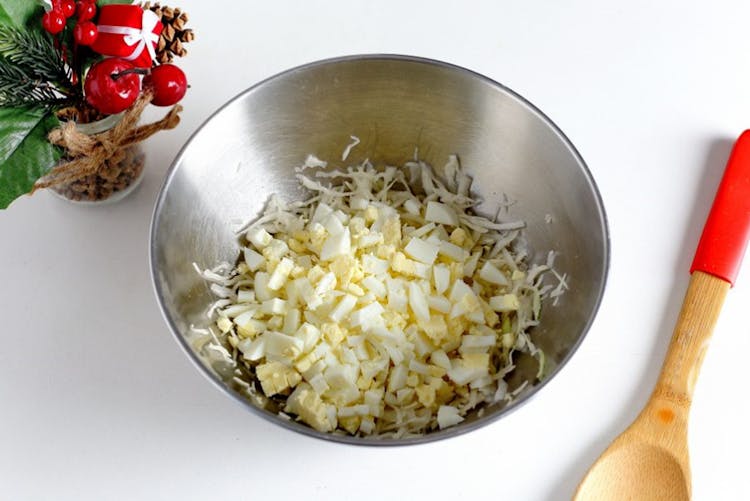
[196,151,565,438]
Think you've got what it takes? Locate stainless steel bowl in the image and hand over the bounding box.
[150,55,609,445]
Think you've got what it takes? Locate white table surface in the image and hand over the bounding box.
[2,1,750,499]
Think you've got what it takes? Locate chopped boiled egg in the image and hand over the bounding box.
[478,261,509,286]
[489,294,520,312]
[243,248,265,271]
[246,227,272,249]
[320,227,351,261]
[404,237,439,265]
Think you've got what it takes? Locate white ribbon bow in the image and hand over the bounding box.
[97,9,160,64]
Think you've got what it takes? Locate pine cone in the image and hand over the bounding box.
[140,2,194,64]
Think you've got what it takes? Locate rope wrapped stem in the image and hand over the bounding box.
[33,90,182,192]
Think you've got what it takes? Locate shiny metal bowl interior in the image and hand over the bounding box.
[150,55,609,445]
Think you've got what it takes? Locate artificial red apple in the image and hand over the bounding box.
[84,58,141,115]
[143,64,187,106]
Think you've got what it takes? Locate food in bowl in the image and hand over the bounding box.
[150,56,609,444]
[196,145,567,437]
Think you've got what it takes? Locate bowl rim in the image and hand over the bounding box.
[149,53,611,446]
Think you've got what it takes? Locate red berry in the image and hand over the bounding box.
[144,64,188,106]
[41,10,66,35]
[58,0,76,18]
[73,21,97,46]
[85,59,142,115]
[76,1,96,22]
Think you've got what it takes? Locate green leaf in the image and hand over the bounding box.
[0,106,60,209]
[0,1,42,29]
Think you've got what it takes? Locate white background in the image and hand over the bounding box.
[2,1,749,499]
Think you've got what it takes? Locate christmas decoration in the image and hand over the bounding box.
[0,1,193,208]
[144,63,186,106]
[73,21,98,45]
[41,10,65,34]
[91,4,162,68]
[37,90,181,202]
[84,58,141,114]
[140,2,194,64]
[76,2,97,22]
[56,0,77,19]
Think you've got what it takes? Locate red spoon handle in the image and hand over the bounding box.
[691,130,750,285]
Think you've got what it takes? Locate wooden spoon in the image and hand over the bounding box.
[574,131,750,501]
